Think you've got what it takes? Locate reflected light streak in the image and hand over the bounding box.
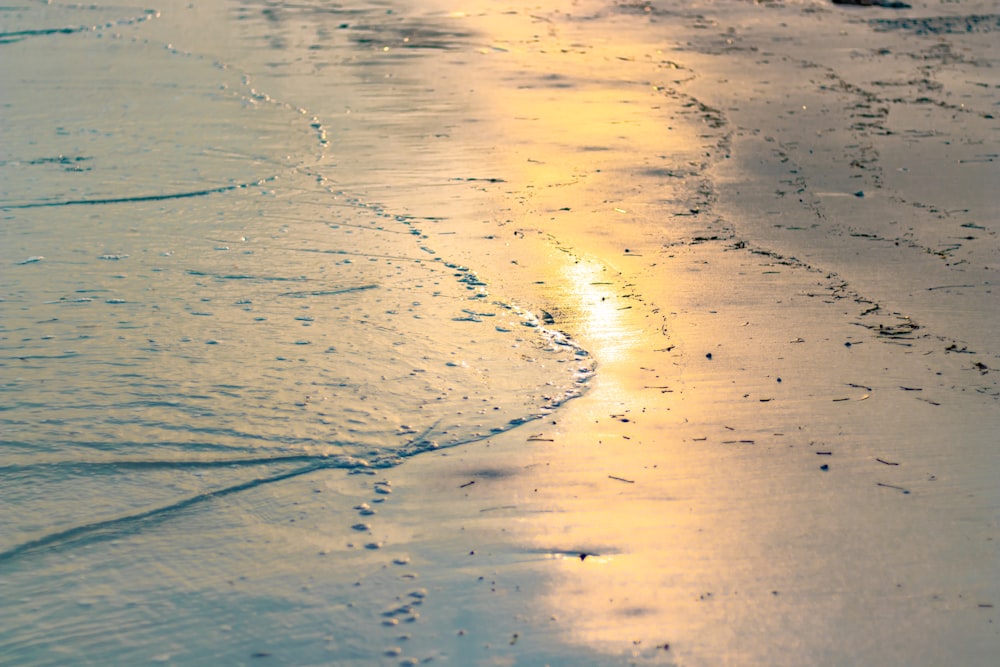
[453,12,741,658]
[560,259,637,367]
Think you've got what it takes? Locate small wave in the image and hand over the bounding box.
[0,18,593,563]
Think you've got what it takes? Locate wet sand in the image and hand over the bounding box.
[321,1,1000,664]
[2,0,998,665]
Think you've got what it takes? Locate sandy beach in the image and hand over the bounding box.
[1,0,997,665]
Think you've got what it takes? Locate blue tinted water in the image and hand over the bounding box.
[0,2,591,560]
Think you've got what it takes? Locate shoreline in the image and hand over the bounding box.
[334,1,999,663]
[1,1,997,665]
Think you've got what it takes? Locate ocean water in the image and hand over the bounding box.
[0,3,596,539]
[0,4,603,663]
[0,4,592,568]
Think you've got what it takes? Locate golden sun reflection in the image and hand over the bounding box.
[442,10,803,660]
[560,259,638,367]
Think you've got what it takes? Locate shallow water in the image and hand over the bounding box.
[0,4,593,558]
[0,4,602,664]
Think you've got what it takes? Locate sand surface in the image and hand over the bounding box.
[310,1,1000,664]
[1,0,998,665]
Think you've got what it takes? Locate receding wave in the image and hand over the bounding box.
[0,6,593,560]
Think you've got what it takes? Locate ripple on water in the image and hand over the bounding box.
[0,7,593,573]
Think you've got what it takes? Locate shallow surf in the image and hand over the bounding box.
[0,3,593,557]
